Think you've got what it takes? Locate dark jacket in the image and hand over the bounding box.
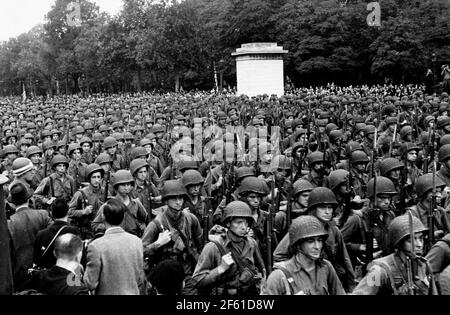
[33,221,80,269]
[8,206,52,289]
[29,266,89,295]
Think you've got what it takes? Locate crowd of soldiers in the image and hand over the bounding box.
[1,83,450,295]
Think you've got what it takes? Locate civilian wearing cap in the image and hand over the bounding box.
[7,182,52,290]
[8,158,38,208]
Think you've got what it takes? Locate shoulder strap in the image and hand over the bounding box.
[370,257,399,295]
[42,226,68,258]
[210,240,228,257]
[275,266,297,295]
[78,189,88,209]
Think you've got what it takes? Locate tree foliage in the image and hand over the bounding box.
[0,0,449,95]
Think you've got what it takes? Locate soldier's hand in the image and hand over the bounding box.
[359,244,366,252]
[155,230,172,248]
[218,253,234,274]
[84,205,94,215]
[46,197,56,205]
[246,228,254,238]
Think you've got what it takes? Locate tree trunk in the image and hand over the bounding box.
[175,75,180,92]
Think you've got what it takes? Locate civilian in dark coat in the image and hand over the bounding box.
[29,234,88,295]
[8,183,52,290]
[34,198,79,269]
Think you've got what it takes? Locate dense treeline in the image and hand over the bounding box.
[0,0,449,96]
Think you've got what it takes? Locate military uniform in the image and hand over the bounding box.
[68,160,88,190]
[92,196,148,237]
[34,173,76,204]
[68,184,106,240]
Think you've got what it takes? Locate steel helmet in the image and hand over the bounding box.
[161,180,187,200]
[329,130,343,144]
[222,201,254,225]
[86,163,104,179]
[178,160,198,172]
[235,166,256,182]
[438,144,450,163]
[4,145,19,155]
[271,155,291,171]
[289,215,328,246]
[103,136,118,149]
[112,170,134,188]
[68,143,81,156]
[307,187,338,210]
[80,136,92,146]
[92,132,104,142]
[293,179,314,197]
[388,214,428,249]
[129,159,149,176]
[327,170,349,191]
[95,153,112,165]
[12,158,34,177]
[237,177,269,196]
[307,151,326,166]
[51,155,69,169]
[415,174,446,199]
[131,147,148,160]
[26,146,43,158]
[181,170,204,187]
[140,138,153,147]
[366,176,397,198]
[351,150,370,164]
[124,132,134,141]
[152,124,165,134]
[379,158,404,176]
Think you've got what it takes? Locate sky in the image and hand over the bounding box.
[0,0,124,41]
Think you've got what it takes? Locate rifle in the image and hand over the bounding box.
[103,170,110,202]
[267,171,276,275]
[202,165,214,246]
[428,159,436,251]
[389,123,398,158]
[286,158,294,229]
[340,146,354,228]
[406,209,417,295]
[399,148,408,213]
[366,129,378,269]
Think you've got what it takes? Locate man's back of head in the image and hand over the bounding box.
[51,198,69,220]
[103,199,125,226]
[54,233,83,262]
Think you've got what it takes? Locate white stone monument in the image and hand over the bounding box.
[232,43,288,97]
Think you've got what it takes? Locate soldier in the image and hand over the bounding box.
[2,145,19,181]
[142,180,203,295]
[264,215,345,295]
[193,201,265,295]
[95,153,114,197]
[129,158,161,220]
[181,170,209,229]
[302,151,329,188]
[274,179,314,240]
[130,146,160,187]
[103,136,126,172]
[92,170,148,237]
[437,144,450,187]
[361,125,376,157]
[353,214,438,295]
[379,157,404,208]
[152,124,170,167]
[341,177,397,271]
[140,137,164,177]
[26,146,44,191]
[68,163,106,240]
[408,174,450,240]
[67,143,88,190]
[350,150,370,198]
[273,187,356,292]
[80,136,94,165]
[399,142,422,205]
[34,155,76,206]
